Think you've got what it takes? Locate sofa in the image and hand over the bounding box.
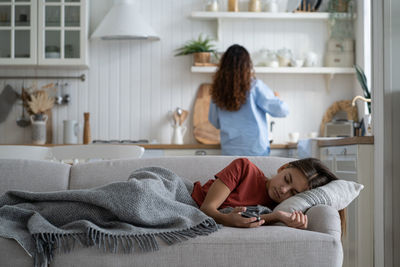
[0,156,343,267]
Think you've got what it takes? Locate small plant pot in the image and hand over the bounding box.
[193,52,211,64]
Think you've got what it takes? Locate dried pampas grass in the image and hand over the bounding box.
[27,90,54,115]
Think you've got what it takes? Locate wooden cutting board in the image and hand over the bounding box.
[193,84,220,144]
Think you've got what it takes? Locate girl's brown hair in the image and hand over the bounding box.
[288,158,347,237]
[211,44,253,111]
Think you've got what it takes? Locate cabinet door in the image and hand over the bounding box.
[0,0,37,64]
[320,145,372,267]
[38,0,87,66]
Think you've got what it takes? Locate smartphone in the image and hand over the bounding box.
[241,211,260,222]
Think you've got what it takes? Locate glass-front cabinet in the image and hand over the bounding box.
[38,0,87,65]
[0,0,87,66]
[0,0,37,64]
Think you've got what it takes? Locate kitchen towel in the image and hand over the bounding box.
[0,85,18,123]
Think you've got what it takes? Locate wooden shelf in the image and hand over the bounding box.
[191,12,333,20]
[191,66,355,74]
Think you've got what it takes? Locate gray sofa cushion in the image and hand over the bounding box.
[50,226,342,267]
[0,238,33,267]
[69,156,293,189]
[0,159,70,195]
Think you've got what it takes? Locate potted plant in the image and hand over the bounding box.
[175,34,216,65]
[353,64,372,136]
[354,64,371,113]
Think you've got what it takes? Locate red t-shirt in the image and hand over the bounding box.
[191,158,278,209]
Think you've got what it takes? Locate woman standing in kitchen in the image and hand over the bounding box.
[209,44,289,156]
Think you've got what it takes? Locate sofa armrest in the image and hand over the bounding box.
[306,205,342,240]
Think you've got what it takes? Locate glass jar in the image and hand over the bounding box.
[249,0,262,12]
[228,0,239,12]
[205,0,219,12]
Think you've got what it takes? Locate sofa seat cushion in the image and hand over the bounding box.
[49,226,342,267]
[0,159,70,195]
[0,237,33,267]
[0,218,342,267]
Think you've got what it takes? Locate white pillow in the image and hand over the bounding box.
[273,180,364,213]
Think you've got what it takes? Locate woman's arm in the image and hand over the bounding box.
[260,210,308,229]
[255,80,289,118]
[200,179,265,228]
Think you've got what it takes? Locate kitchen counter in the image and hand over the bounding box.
[317,136,374,147]
[140,143,293,150]
[1,143,292,150]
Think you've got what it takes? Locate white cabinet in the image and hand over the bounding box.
[0,0,37,64]
[0,0,88,67]
[38,0,87,66]
[320,144,374,267]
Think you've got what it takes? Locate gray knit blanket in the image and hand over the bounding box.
[0,167,219,267]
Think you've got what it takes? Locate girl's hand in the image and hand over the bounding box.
[275,210,308,229]
[225,207,265,228]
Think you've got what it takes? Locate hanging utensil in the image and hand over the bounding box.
[174,107,183,126]
[179,109,189,126]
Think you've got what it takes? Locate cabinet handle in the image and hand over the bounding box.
[195,150,207,156]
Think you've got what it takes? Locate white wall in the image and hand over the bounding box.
[0,0,356,145]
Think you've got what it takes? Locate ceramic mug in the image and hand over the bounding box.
[288,132,300,143]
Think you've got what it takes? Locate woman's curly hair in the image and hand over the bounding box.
[211,44,253,111]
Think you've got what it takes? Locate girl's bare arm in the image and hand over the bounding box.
[200,179,264,228]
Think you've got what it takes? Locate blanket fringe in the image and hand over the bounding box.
[32,218,218,267]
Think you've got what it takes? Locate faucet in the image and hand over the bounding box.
[352,95,371,106]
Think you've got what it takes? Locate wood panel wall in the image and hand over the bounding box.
[0,0,355,145]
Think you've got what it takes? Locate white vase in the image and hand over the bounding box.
[30,115,48,145]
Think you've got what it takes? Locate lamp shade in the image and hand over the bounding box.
[91,0,159,41]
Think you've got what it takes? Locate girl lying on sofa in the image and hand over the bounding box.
[192,157,345,231]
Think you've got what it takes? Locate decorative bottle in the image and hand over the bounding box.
[249,0,261,12]
[83,112,91,144]
[228,0,239,12]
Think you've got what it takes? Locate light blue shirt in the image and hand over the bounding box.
[209,79,289,156]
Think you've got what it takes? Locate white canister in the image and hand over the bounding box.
[206,0,219,11]
[171,125,187,145]
[265,0,279,13]
[63,120,79,144]
[31,115,48,145]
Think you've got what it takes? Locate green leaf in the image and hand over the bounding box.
[175,33,216,56]
[354,64,371,99]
